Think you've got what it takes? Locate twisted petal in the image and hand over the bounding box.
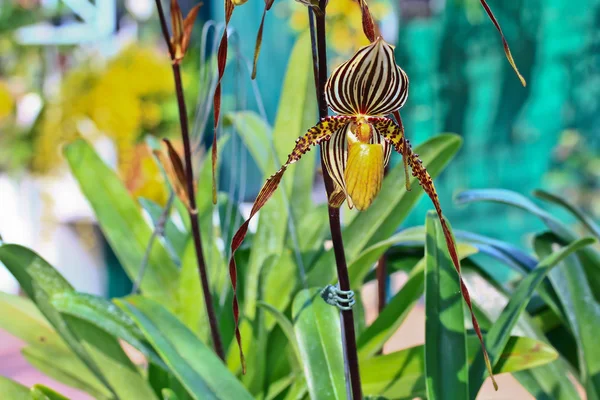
[228,115,351,372]
[212,0,236,204]
[324,38,408,117]
[251,0,275,79]
[370,116,498,390]
[480,0,526,87]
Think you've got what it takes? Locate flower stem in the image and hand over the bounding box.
[154,0,225,360]
[310,5,363,399]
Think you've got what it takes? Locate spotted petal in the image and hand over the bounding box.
[324,38,409,117]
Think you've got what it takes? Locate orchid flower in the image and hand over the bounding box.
[228,37,498,388]
[211,0,524,208]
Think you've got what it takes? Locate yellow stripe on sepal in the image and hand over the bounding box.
[344,140,384,211]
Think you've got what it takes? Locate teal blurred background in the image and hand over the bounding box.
[214,0,600,243]
[0,0,598,294]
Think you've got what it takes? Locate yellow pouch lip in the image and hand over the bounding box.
[343,140,384,211]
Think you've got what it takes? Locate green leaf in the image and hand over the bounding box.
[22,345,112,399]
[348,227,424,288]
[30,384,70,400]
[0,244,157,400]
[535,233,600,399]
[0,292,67,351]
[64,139,179,310]
[308,134,462,285]
[0,376,30,400]
[225,111,271,174]
[261,251,297,330]
[457,189,600,302]
[234,32,316,321]
[176,137,229,342]
[62,314,160,400]
[117,296,253,400]
[0,294,111,398]
[257,301,302,365]
[50,292,166,369]
[271,31,318,220]
[361,336,557,399]
[424,212,469,399]
[468,236,595,398]
[357,243,477,359]
[292,288,347,400]
[0,244,110,392]
[533,189,600,240]
[162,389,181,400]
[455,189,562,232]
[514,362,582,400]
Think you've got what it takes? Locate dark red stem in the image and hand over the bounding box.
[154,0,225,360]
[311,5,363,399]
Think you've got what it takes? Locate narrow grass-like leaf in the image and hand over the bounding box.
[456,189,568,240]
[535,233,600,399]
[457,189,600,299]
[468,237,595,398]
[533,189,600,240]
[257,301,302,365]
[424,212,469,399]
[117,296,253,400]
[513,363,582,400]
[292,288,347,400]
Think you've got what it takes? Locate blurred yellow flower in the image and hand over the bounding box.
[123,144,169,206]
[34,45,173,205]
[289,0,390,57]
[0,81,14,121]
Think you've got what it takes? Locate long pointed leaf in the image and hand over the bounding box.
[0,244,157,400]
[51,292,166,369]
[292,288,347,400]
[64,139,179,309]
[535,233,600,399]
[117,296,253,400]
[361,336,557,399]
[533,189,600,240]
[425,212,469,399]
[468,237,595,397]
